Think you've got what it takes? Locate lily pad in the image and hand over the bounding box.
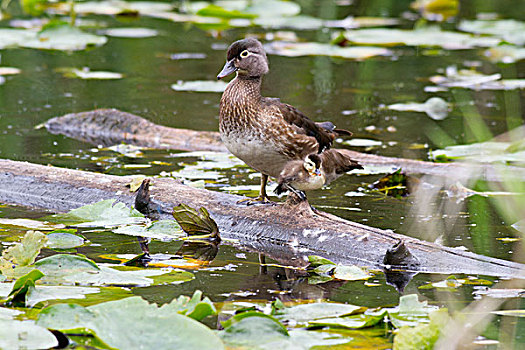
[196,4,257,19]
[431,141,525,163]
[164,290,217,321]
[255,15,323,30]
[430,67,525,90]
[113,220,185,240]
[26,285,100,307]
[104,27,159,38]
[34,254,194,287]
[22,24,107,51]
[0,218,64,230]
[387,97,450,120]
[221,311,289,347]
[267,41,391,59]
[7,269,44,307]
[0,230,47,278]
[37,296,224,350]
[333,265,372,281]
[0,319,58,349]
[45,231,86,249]
[458,19,525,46]
[0,67,21,75]
[393,309,449,350]
[273,302,365,324]
[50,199,145,228]
[171,80,227,92]
[0,29,35,49]
[387,294,439,328]
[53,0,173,16]
[341,26,500,49]
[309,310,386,329]
[245,0,300,17]
[57,67,124,80]
[485,45,525,64]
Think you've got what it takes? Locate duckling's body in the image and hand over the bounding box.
[276,151,362,198]
[217,38,359,203]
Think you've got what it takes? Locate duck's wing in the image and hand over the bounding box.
[263,98,334,153]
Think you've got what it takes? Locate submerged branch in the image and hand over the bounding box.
[43,109,525,182]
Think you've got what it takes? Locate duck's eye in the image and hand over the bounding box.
[240,50,250,58]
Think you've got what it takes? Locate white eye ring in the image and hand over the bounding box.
[240,50,250,58]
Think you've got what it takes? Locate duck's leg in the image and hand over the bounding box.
[237,174,274,205]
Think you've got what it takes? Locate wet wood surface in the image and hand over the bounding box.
[1,159,523,279]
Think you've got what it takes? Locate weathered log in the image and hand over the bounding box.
[43,109,525,181]
[1,159,524,279]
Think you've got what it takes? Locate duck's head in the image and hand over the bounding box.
[304,154,322,177]
[217,38,269,80]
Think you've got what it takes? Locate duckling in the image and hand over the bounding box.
[275,151,363,200]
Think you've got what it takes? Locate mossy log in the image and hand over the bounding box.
[1,159,523,279]
[44,109,525,181]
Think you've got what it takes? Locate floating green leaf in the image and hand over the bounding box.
[255,15,323,30]
[458,19,525,46]
[0,231,47,278]
[57,67,124,80]
[267,41,390,59]
[411,0,459,21]
[196,4,257,19]
[171,80,227,92]
[7,269,44,307]
[341,26,500,49]
[387,294,439,328]
[0,319,58,349]
[387,97,450,120]
[104,27,159,38]
[172,203,219,238]
[431,141,525,163]
[34,254,194,287]
[37,296,224,350]
[245,0,300,17]
[309,310,387,329]
[50,199,145,228]
[333,265,372,281]
[163,290,216,321]
[45,231,86,249]
[22,24,107,51]
[0,29,35,49]
[113,220,185,240]
[430,67,525,90]
[221,311,289,347]
[0,218,64,230]
[485,45,525,64]
[273,302,365,324]
[393,309,449,350]
[54,0,173,16]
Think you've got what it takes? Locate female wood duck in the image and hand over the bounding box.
[275,152,363,201]
[217,38,360,204]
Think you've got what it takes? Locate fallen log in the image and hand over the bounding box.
[43,109,525,181]
[1,159,523,279]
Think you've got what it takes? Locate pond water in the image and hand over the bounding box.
[0,0,524,348]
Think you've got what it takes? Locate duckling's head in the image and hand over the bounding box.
[217,38,269,80]
[304,154,322,177]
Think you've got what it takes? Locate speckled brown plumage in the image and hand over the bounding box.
[217,38,359,202]
[275,151,363,196]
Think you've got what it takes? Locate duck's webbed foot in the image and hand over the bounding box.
[237,195,275,206]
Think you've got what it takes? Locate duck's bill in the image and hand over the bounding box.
[217,60,237,80]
